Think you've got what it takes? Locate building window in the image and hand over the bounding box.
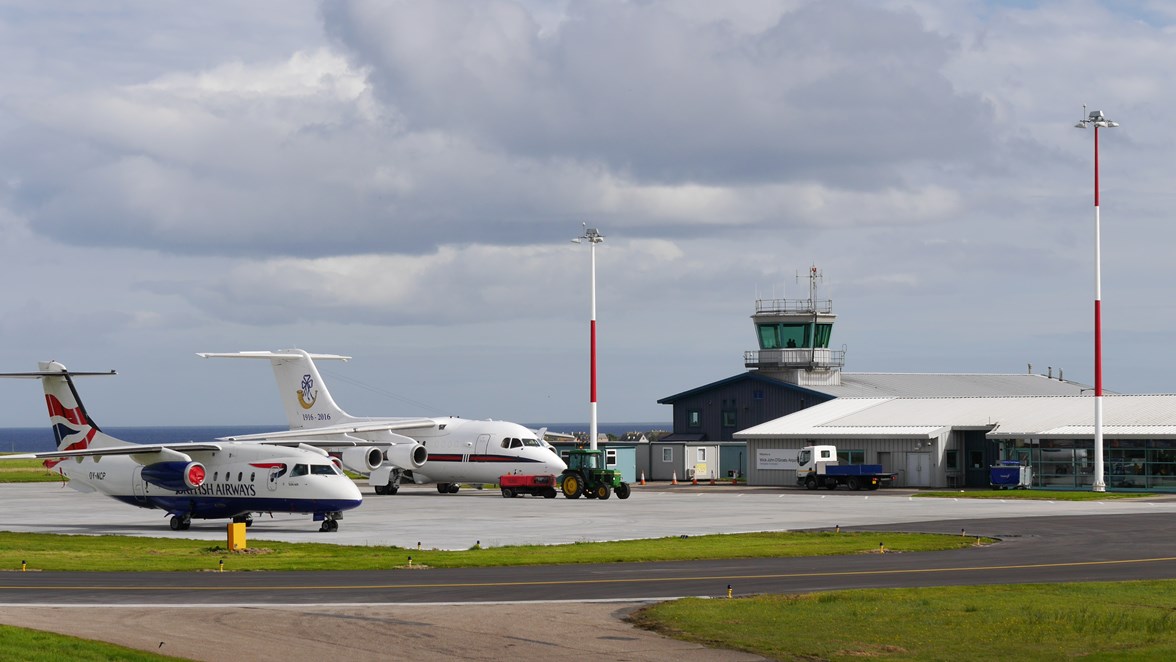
[662,447,673,463]
[606,449,617,467]
[721,399,736,428]
[697,448,707,462]
[946,450,959,470]
[836,449,864,464]
[688,410,701,427]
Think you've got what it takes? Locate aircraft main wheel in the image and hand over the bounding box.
[615,482,631,500]
[375,485,388,495]
[561,473,583,499]
[169,516,182,531]
[437,483,450,494]
[595,483,611,500]
[388,485,399,495]
[447,484,460,494]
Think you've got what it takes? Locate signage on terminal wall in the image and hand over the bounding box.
[756,449,799,470]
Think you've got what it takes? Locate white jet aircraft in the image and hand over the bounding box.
[0,361,365,532]
[198,349,567,494]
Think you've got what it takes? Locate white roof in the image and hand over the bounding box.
[735,394,1176,440]
[809,372,1090,398]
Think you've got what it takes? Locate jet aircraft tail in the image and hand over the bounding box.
[0,361,124,464]
[198,349,356,430]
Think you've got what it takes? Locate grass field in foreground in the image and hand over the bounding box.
[0,624,184,662]
[917,489,1149,500]
[0,530,985,572]
[631,580,1176,661]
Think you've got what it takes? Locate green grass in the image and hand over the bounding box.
[0,456,64,483]
[917,489,1149,500]
[630,580,1176,661]
[0,624,185,661]
[0,530,985,572]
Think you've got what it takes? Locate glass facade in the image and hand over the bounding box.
[1006,438,1176,491]
[756,322,833,349]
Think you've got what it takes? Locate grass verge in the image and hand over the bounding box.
[916,489,1149,500]
[0,456,62,483]
[0,624,185,661]
[630,580,1176,661]
[0,530,985,572]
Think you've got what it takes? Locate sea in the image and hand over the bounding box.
[0,422,671,453]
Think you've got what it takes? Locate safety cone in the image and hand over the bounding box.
[671,471,678,485]
[710,472,716,485]
[692,473,698,485]
[639,472,646,486]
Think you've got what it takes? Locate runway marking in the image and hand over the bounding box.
[3,556,1176,593]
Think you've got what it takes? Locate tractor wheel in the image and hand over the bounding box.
[615,482,631,500]
[804,476,818,490]
[561,473,584,499]
[595,483,612,500]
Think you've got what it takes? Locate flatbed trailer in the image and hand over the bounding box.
[499,474,558,498]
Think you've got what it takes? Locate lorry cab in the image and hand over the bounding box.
[797,445,838,472]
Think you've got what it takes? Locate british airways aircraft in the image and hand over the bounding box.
[198,349,567,494]
[0,361,364,532]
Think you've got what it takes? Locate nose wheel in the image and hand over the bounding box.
[319,515,340,532]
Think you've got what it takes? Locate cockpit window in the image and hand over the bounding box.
[311,464,341,476]
[522,438,541,447]
[291,464,309,477]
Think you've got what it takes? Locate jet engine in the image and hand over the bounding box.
[141,461,206,491]
[339,446,384,473]
[384,442,428,469]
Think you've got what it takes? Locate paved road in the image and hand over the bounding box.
[2,485,1176,661]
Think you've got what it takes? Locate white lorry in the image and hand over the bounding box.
[796,445,897,491]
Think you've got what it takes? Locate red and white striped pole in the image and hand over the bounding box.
[1076,107,1117,492]
[575,225,605,457]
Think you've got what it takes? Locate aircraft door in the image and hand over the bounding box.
[475,434,490,455]
[132,465,146,502]
[267,466,284,492]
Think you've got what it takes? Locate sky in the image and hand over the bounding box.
[1,0,1174,428]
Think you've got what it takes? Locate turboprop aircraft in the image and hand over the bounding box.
[198,349,567,495]
[0,361,364,532]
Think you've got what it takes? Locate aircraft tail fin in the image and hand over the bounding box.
[0,362,123,463]
[198,349,356,429]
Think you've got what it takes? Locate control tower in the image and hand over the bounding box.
[744,266,845,386]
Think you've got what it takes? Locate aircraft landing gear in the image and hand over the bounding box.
[169,514,191,531]
[375,469,402,495]
[318,512,341,532]
[436,482,460,494]
[233,514,254,527]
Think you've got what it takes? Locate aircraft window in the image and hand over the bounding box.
[291,464,309,477]
[213,472,218,482]
[510,438,523,449]
[250,472,255,482]
[237,472,243,482]
[500,438,511,449]
[311,464,340,476]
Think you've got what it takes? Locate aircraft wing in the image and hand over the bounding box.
[0,442,224,461]
[218,418,438,442]
[245,434,421,448]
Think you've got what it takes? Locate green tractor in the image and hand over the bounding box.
[559,449,632,500]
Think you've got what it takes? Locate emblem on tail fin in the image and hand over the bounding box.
[297,374,318,410]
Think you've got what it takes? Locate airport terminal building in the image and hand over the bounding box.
[657,270,1176,490]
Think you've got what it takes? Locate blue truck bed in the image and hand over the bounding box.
[823,464,885,476]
